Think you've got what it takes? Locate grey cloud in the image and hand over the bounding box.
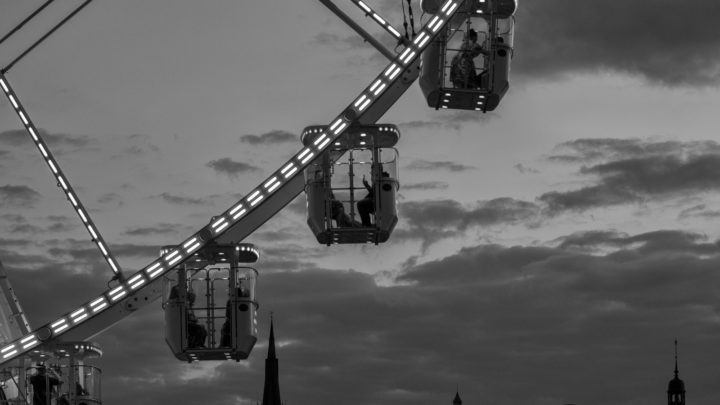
[549,138,720,163]
[206,157,261,178]
[515,0,720,86]
[678,204,720,220]
[8,230,720,405]
[401,181,449,190]
[514,163,539,174]
[124,134,160,154]
[97,192,123,205]
[398,120,461,132]
[405,159,475,172]
[541,140,720,212]
[397,198,540,249]
[10,224,42,234]
[240,130,298,146]
[555,229,717,256]
[539,184,639,213]
[0,129,95,150]
[125,223,181,236]
[0,185,41,208]
[0,214,26,223]
[158,192,206,206]
[0,130,29,146]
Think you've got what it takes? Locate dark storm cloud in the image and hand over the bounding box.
[0,214,26,223]
[514,163,539,174]
[541,154,720,212]
[0,185,41,208]
[158,192,206,206]
[405,159,475,172]
[58,231,720,405]
[97,192,123,205]
[9,224,42,234]
[125,223,181,236]
[313,32,368,50]
[401,181,449,190]
[0,129,95,150]
[240,130,298,146]
[678,204,720,220]
[123,134,160,155]
[401,198,539,230]
[516,0,720,86]
[397,198,540,249]
[555,229,718,256]
[549,138,720,163]
[206,157,261,178]
[0,129,28,146]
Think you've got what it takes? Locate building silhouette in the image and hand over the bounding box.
[261,316,284,405]
[452,389,462,405]
[667,340,686,405]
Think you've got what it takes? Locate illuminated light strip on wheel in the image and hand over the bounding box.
[128,274,146,290]
[0,73,125,279]
[70,308,89,324]
[89,297,108,313]
[444,2,459,15]
[384,64,401,79]
[356,0,371,12]
[0,0,465,366]
[1,345,17,355]
[413,32,430,48]
[280,162,298,178]
[300,151,315,164]
[317,135,331,150]
[145,262,165,279]
[264,177,281,193]
[108,286,127,302]
[211,217,229,234]
[247,190,264,207]
[183,237,201,254]
[51,319,69,334]
[351,0,402,40]
[20,335,38,350]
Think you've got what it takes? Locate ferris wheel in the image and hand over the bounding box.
[0,0,516,403]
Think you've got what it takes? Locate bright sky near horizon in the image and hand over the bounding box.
[2,0,720,404]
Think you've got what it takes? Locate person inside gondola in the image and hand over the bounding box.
[185,290,207,348]
[329,192,360,228]
[29,365,62,405]
[357,172,389,227]
[450,28,486,88]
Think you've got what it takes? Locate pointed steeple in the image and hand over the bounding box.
[667,339,686,405]
[453,388,462,405]
[268,313,277,360]
[262,314,282,405]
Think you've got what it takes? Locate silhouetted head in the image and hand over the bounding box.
[467,29,478,42]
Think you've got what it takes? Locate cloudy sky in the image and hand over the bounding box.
[2,0,720,404]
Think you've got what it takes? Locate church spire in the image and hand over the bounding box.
[667,339,686,405]
[262,314,282,405]
[674,339,679,378]
[453,387,462,405]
